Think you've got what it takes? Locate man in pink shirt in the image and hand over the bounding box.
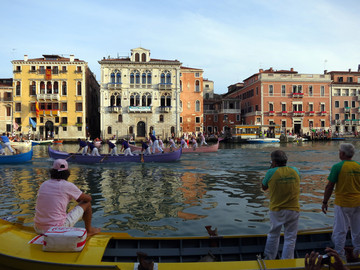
[34,159,100,236]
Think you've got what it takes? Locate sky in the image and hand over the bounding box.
[1,0,360,94]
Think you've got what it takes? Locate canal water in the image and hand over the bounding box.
[0,140,357,237]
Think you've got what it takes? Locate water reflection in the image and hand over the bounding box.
[0,140,358,236]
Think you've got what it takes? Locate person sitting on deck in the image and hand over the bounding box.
[34,159,100,236]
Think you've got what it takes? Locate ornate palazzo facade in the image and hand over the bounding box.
[99,48,182,140]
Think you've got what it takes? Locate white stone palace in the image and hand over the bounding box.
[99,48,182,140]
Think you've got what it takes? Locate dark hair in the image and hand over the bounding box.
[49,169,70,180]
[271,150,288,166]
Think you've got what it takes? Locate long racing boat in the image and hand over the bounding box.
[0,219,357,270]
[48,146,182,163]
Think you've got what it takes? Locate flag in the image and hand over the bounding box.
[29,118,37,128]
[35,102,40,117]
[13,120,19,131]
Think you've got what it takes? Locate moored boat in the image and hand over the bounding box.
[52,140,63,144]
[48,146,182,163]
[246,138,280,144]
[0,219,356,270]
[0,147,33,164]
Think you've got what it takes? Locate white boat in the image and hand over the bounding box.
[246,138,280,144]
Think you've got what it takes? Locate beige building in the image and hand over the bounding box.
[11,55,99,140]
[98,47,182,140]
[0,78,13,133]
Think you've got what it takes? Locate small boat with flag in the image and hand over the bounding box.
[48,146,182,164]
[0,147,33,164]
[0,218,357,270]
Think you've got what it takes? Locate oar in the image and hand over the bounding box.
[100,155,108,163]
[140,153,144,163]
[65,154,75,160]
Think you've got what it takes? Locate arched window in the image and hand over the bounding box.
[166,95,171,106]
[142,95,146,106]
[159,115,164,122]
[180,100,183,110]
[62,82,67,95]
[195,100,200,112]
[30,81,36,95]
[110,73,115,83]
[130,73,134,84]
[135,72,140,84]
[161,95,166,106]
[142,73,146,84]
[116,73,121,83]
[107,126,112,134]
[135,53,139,62]
[130,93,140,106]
[54,81,59,94]
[147,73,152,84]
[47,82,52,94]
[180,80,182,91]
[147,94,152,106]
[16,81,21,96]
[141,53,146,62]
[118,114,123,122]
[195,80,200,92]
[110,95,115,106]
[116,94,121,106]
[40,81,45,94]
[77,82,82,95]
[129,126,133,134]
[171,126,175,135]
[166,73,171,84]
[161,73,165,84]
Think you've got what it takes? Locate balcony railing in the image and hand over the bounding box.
[293,111,305,116]
[321,111,327,116]
[158,83,172,90]
[282,111,287,116]
[39,109,60,116]
[309,111,315,116]
[159,106,172,113]
[292,93,304,98]
[106,106,122,113]
[107,83,122,90]
[335,120,341,125]
[344,107,351,113]
[37,94,60,101]
[269,111,275,116]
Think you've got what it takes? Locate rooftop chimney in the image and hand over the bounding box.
[24,55,28,61]
[358,64,360,72]
[259,69,263,73]
[290,68,294,72]
[349,68,351,72]
[70,55,74,62]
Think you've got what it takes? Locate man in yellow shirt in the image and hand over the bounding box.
[322,143,360,261]
[262,150,301,259]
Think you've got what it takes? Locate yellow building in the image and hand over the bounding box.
[11,55,99,140]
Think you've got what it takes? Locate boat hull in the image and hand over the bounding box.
[48,146,182,163]
[247,138,280,144]
[0,219,354,270]
[0,148,33,164]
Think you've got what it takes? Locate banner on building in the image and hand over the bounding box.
[45,68,52,80]
[36,102,40,117]
[29,118,37,128]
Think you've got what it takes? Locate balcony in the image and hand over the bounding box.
[269,111,275,116]
[39,109,59,116]
[335,120,341,125]
[293,111,305,116]
[159,106,171,113]
[344,107,351,113]
[292,93,304,98]
[107,83,122,90]
[344,119,352,125]
[309,111,315,116]
[128,106,152,113]
[76,123,83,127]
[107,106,122,113]
[37,93,60,101]
[60,123,67,127]
[321,111,327,116]
[158,83,172,90]
[281,111,287,116]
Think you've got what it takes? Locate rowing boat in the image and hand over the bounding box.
[129,140,220,154]
[48,146,182,163]
[0,147,33,164]
[0,219,356,270]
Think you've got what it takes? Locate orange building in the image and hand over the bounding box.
[328,68,360,134]
[180,67,204,135]
[227,68,332,135]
